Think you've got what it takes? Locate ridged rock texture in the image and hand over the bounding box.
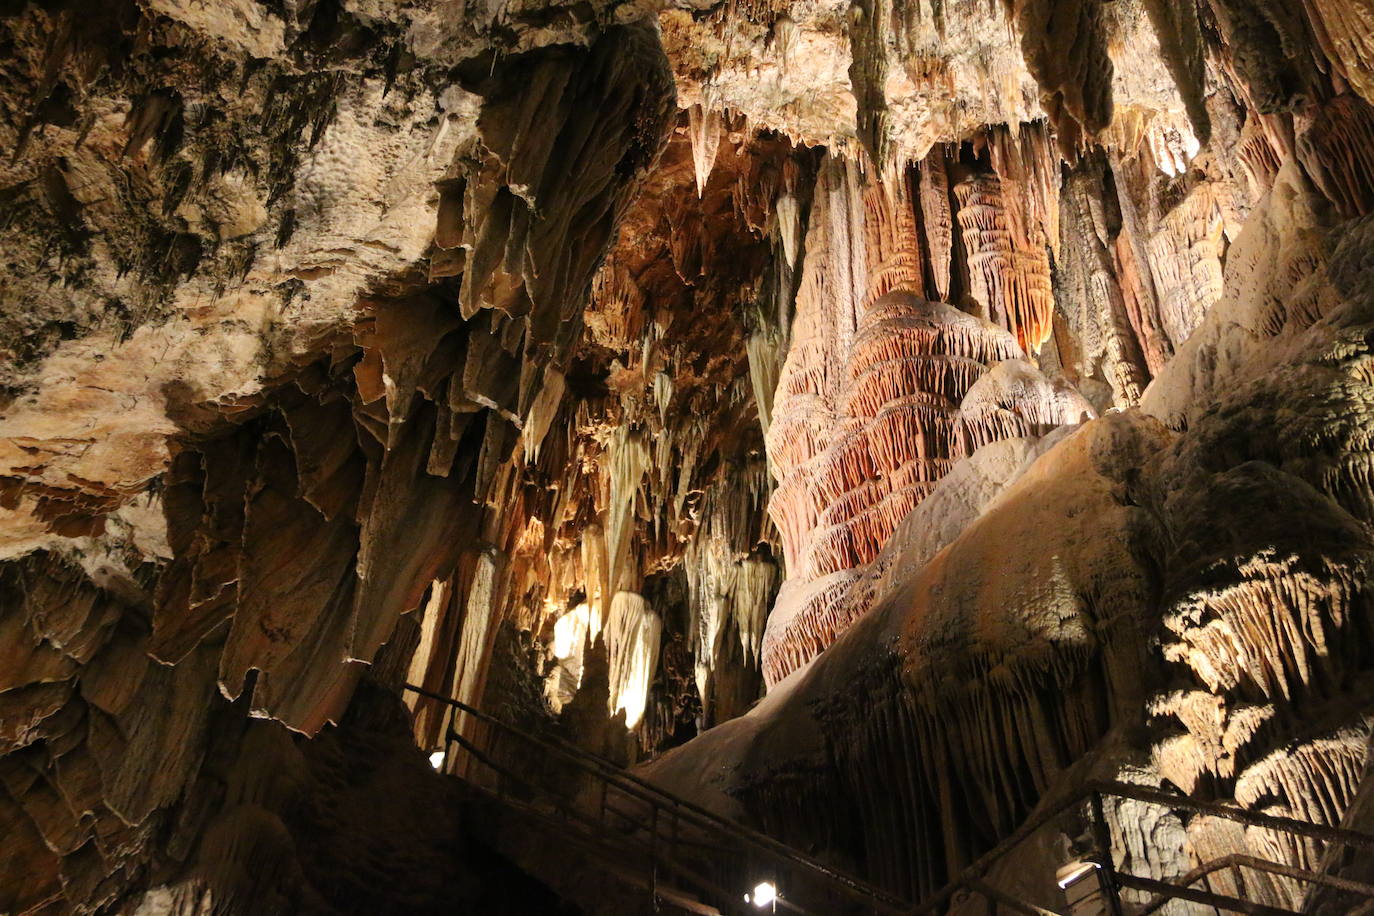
[6,0,1374,913]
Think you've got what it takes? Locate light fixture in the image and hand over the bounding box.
[428,750,446,770]
[1056,860,1099,889]
[1057,858,1108,915]
[743,881,777,908]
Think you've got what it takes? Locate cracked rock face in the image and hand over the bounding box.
[5,0,1374,912]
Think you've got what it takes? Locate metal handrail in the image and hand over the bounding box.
[1133,853,1374,915]
[403,683,910,914]
[405,684,1374,916]
[918,779,1374,915]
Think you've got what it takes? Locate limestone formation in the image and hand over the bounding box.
[4,0,1374,912]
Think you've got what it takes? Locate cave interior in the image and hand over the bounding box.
[4,0,1374,912]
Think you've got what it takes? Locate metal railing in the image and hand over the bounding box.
[404,683,1374,916]
[917,780,1374,916]
[403,683,910,915]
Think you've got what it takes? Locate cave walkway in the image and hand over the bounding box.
[402,684,1374,915]
[403,682,909,914]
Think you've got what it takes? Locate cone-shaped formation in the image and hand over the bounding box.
[688,104,724,198]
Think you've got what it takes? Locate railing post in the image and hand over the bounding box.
[1089,791,1125,916]
[650,803,659,906]
[671,805,679,872]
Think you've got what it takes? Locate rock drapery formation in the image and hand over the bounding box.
[5,0,1374,913]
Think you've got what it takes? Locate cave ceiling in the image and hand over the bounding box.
[3,0,1374,912]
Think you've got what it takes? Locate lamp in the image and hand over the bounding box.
[743,881,778,909]
[1058,858,1108,916]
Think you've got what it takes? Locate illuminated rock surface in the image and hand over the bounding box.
[3,0,1374,912]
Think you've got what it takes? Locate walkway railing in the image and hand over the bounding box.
[916,780,1374,916]
[403,684,1374,915]
[403,683,910,915]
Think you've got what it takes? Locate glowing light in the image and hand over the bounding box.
[745,882,777,907]
[1056,860,1099,889]
[428,750,446,770]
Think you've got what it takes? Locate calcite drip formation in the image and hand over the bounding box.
[4,0,1374,913]
[762,162,1092,685]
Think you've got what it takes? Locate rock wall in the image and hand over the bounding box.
[0,6,678,910]
[5,0,1374,911]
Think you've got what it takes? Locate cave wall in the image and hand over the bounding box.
[4,0,1374,911]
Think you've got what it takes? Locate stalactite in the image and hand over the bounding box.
[1139,0,1211,144]
[545,602,594,712]
[847,0,893,165]
[1296,93,1374,219]
[862,170,925,303]
[521,369,566,464]
[451,21,675,402]
[1146,183,1227,350]
[450,548,505,742]
[776,186,802,270]
[17,0,1374,909]
[683,455,778,713]
[605,591,663,727]
[1237,114,1285,195]
[1207,0,1323,114]
[1302,0,1374,106]
[688,104,724,198]
[1013,0,1114,148]
[1056,155,1153,407]
[650,414,1168,902]
[953,173,1055,354]
[605,425,649,598]
[986,121,1060,262]
[916,149,954,301]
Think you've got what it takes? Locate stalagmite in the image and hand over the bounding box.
[766,155,868,576]
[762,289,1089,684]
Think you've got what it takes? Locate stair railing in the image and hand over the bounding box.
[403,683,911,915]
[404,683,1374,916]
